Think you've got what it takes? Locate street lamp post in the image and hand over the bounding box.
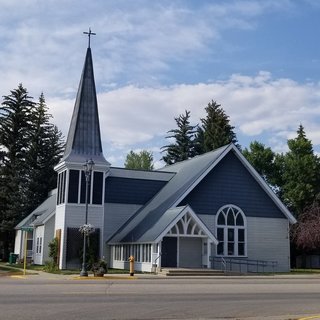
[80,159,95,277]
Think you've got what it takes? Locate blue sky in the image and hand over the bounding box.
[1,0,320,167]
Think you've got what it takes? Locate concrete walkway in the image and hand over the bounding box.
[2,263,320,281]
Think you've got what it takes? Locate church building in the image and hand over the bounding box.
[14,40,296,273]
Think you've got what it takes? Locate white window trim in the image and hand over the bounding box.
[215,204,247,257]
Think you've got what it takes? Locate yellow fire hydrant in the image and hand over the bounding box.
[129,255,135,276]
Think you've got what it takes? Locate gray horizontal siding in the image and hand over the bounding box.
[179,151,285,219]
[247,217,290,272]
[199,214,290,272]
[104,203,142,241]
[105,177,167,205]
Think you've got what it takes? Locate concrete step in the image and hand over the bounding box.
[159,268,227,277]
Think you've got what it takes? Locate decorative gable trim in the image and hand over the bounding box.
[167,212,207,237]
[154,205,218,244]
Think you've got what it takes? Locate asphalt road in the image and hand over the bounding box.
[1,273,320,320]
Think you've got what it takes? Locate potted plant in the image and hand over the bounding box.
[91,259,107,277]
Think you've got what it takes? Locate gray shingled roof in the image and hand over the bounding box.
[15,190,56,229]
[108,143,296,244]
[108,144,230,243]
[62,47,109,165]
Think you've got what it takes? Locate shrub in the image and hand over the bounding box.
[43,260,59,273]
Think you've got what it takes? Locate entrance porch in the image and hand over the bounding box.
[156,207,218,269]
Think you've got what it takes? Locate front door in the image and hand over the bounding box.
[161,237,177,267]
[179,237,202,268]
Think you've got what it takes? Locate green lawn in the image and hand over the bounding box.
[0,262,132,274]
[291,268,320,274]
[0,262,43,271]
[2,262,319,276]
[0,263,23,275]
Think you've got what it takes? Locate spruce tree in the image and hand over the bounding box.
[161,110,197,165]
[0,84,36,259]
[200,100,238,152]
[193,126,206,156]
[0,87,64,261]
[25,93,64,214]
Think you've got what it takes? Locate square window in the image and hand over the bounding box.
[217,242,224,255]
[228,229,234,241]
[238,229,245,242]
[228,242,234,255]
[217,228,224,241]
[238,243,245,256]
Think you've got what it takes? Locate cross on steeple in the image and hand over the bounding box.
[83,28,96,48]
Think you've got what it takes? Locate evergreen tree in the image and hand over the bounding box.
[282,125,320,216]
[193,126,206,156]
[200,100,238,152]
[124,150,154,170]
[0,84,36,259]
[0,87,64,261]
[24,93,64,214]
[161,110,197,165]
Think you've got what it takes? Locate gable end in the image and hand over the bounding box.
[179,150,287,219]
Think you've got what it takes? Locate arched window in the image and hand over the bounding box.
[216,205,246,257]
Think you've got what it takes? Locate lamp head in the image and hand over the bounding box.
[83,159,95,173]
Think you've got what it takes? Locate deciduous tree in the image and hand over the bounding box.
[242,141,283,189]
[292,196,320,250]
[124,150,154,170]
[281,125,320,216]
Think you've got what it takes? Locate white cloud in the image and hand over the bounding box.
[0,0,297,97]
[48,71,320,166]
[1,0,319,168]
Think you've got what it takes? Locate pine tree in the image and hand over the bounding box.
[161,110,197,165]
[200,100,238,152]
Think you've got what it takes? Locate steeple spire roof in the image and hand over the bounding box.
[62,45,109,166]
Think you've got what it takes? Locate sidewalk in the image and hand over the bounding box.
[2,263,320,280]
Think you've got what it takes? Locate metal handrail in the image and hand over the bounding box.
[221,257,227,274]
[152,252,162,273]
[210,256,278,273]
[154,253,161,264]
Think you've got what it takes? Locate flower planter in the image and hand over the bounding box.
[94,273,104,277]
